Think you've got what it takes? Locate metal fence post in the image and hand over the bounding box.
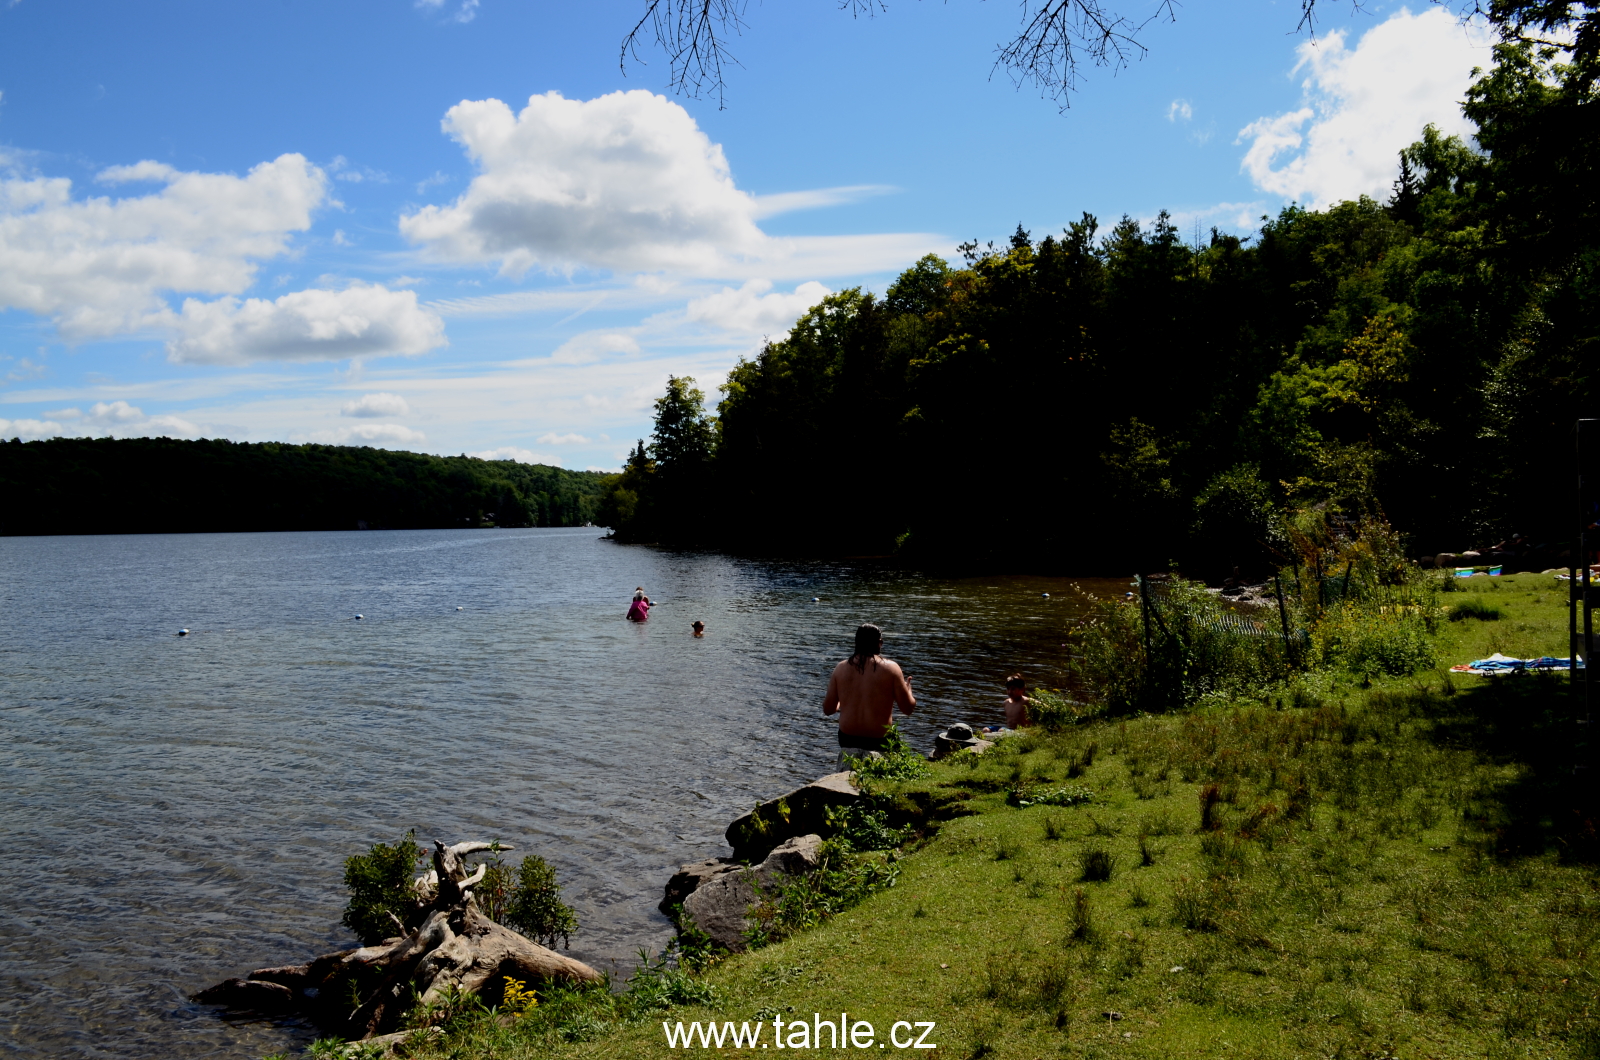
[1275,573,1293,671]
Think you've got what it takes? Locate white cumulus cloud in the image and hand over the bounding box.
[1237,8,1492,207]
[163,284,446,365]
[7,400,204,440]
[472,446,561,465]
[0,418,71,440]
[86,399,144,424]
[1168,99,1193,123]
[400,90,767,276]
[685,279,832,336]
[310,423,427,446]
[0,154,327,339]
[535,431,589,444]
[341,392,412,418]
[399,91,941,282]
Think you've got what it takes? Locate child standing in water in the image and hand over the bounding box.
[985,674,1030,733]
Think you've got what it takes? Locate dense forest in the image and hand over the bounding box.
[0,437,610,536]
[600,25,1598,575]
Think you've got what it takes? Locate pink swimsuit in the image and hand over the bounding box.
[626,599,650,621]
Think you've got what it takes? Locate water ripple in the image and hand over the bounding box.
[0,528,1119,1058]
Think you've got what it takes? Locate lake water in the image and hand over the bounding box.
[0,528,1120,1059]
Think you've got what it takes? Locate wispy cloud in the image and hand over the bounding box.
[328,155,389,184]
[415,0,479,23]
[752,185,896,219]
[416,171,452,194]
[5,356,47,382]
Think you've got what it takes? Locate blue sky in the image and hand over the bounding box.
[0,0,1491,470]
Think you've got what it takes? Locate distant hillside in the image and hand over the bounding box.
[0,436,614,536]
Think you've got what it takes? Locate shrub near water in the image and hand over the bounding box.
[1027,687,1099,731]
[502,855,579,949]
[1313,601,1438,677]
[1067,514,1455,703]
[344,836,576,951]
[342,831,425,945]
[846,723,931,783]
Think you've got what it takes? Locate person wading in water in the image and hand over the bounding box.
[626,589,652,622]
[823,623,916,765]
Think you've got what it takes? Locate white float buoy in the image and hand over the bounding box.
[1041,592,1050,598]
[354,614,364,620]
[455,606,463,611]
[176,628,189,636]
[812,597,820,602]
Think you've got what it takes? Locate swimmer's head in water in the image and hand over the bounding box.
[692,620,705,635]
[849,623,883,671]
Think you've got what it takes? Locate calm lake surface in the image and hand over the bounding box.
[0,528,1123,1059]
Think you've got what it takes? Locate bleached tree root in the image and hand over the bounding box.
[194,839,601,1040]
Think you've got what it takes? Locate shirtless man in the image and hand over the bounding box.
[823,623,915,759]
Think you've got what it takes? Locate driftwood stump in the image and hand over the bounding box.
[195,840,601,1040]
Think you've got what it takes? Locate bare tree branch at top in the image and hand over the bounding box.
[1291,0,1369,39]
[620,0,1380,110]
[622,0,752,110]
[995,0,1179,106]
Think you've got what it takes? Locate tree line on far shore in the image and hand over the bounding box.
[0,437,610,536]
[599,29,1598,575]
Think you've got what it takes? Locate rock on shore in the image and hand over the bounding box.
[724,771,860,860]
[673,835,825,951]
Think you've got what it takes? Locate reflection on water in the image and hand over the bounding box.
[0,528,1123,1058]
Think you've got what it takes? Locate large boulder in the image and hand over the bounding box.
[680,835,824,952]
[725,772,860,860]
[660,857,741,915]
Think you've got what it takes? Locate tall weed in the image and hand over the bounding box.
[1066,579,1284,714]
[1313,603,1436,678]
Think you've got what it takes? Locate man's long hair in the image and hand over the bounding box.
[848,623,883,672]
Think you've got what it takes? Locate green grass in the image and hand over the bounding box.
[1434,573,1573,663]
[305,574,1598,1060]
[1450,598,1507,623]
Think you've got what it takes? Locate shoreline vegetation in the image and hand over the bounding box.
[245,516,1596,1059]
[0,437,610,536]
[594,76,1598,575]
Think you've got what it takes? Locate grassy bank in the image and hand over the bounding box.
[309,574,1599,1060]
